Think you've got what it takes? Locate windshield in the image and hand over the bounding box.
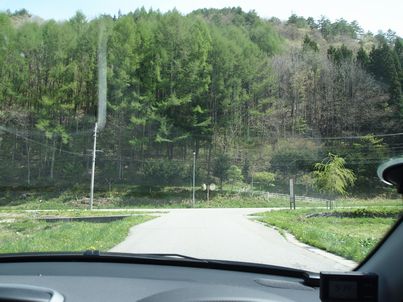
[0,0,402,273]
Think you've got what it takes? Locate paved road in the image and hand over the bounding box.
[110,208,356,272]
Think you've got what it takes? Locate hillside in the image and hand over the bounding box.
[0,8,402,196]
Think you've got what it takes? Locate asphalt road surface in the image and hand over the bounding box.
[110,208,356,272]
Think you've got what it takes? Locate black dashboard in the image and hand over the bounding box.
[0,261,320,302]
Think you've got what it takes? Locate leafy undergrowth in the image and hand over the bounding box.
[0,215,154,253]
[195,196,288,208]
[0,192,286,209]
[307,208,402,218]
[255,208,401,262]
[0,187,401,210]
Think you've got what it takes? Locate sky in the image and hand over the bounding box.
[0,0,402,36]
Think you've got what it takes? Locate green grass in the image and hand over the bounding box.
[0,215,154,253]
[0,192,289,209]
[194,196,286,208]
[255,208,401,262]
[3,195,401,210]
[194,195,328,208]
[27,210,164,218]
[0,186,402,210]
[335,197,403,207]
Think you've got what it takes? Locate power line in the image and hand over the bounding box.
[0,124,95,138]
[0,125,90,158]
[3,124,403,162]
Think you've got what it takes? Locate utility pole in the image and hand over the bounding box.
[90,123,98,210]
[192,151,196,207]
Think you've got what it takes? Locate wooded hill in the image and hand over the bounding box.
[0,8,402,196]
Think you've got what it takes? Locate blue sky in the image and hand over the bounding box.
[1,0,402,35]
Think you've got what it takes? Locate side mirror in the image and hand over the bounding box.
[377,158,403,194]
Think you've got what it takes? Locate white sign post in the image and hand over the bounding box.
[289,178,296,210]
[192,151,196,207]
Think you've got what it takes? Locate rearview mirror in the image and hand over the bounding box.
[378,158,403,194]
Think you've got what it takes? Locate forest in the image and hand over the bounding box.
[0,7,402,197]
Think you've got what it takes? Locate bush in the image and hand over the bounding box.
[141,160,187,187]
[253,171,276,190]
[227,165,243,184]
[271,138,318,176]
[213,154,231,188]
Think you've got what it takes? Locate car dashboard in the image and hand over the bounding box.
[0,261,320,302]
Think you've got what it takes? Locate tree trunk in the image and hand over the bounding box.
[118,124,123,180]
[50,138,56,180]
[118,157,123,180]
[206,144,212,201]
[12,133,17,163]
[26,142,31,186]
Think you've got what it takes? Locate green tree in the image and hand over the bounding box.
[242,158,250,182]
[0,7,397,198]
[287,14,307,28]
[271,139,318,177]
[356,47,369,68]
[313,153,356,197]
[253,171,276,190]
[369,43,403,119]
[327,45,353,65]
[227,165,243,186]
[141,160,186,189]
[335,135,389,193]
[302,35,319,52]
[213,153,231,189]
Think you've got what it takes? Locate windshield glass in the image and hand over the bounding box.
[0,0,402,273]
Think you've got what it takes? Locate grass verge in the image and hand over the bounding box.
[255,208,401,262]
[0,186,402,210]
[0,215,154,253]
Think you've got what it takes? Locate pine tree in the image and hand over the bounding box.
[356,47,369,69]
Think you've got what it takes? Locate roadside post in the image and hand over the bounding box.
[289,178,296,209]
[202,183,215,202]
[192,151,196,207]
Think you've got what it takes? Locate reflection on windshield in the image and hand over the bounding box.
[0,7,402,272]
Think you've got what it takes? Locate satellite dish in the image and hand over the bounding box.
[202,184,207,191]
[209,183,216,191]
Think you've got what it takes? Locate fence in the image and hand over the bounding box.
[236,188,333,208]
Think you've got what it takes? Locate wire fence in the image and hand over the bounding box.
[229,187,330,203]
